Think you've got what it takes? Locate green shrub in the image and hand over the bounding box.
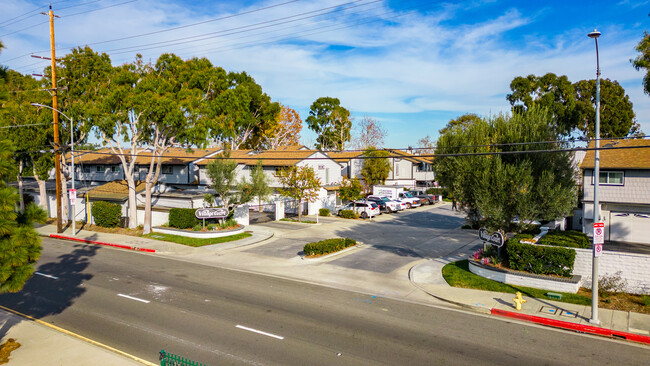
[319,208,330,216]
[192,224,203,231]
[339,210,358,219]
[303,238,357,256]
[92,201,122,228]
[169,208,200,229]
[506,236,576,277]
[520,226,542,235]
[538,230,590,248]
[219,218,238,229]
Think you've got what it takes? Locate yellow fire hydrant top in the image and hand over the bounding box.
[513,291,527,311]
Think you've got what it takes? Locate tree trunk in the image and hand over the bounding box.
[33,166,48,212]
[125,174,138,229]
[17,160,24,212]
[143,181,153,235]
[298,198,303,222]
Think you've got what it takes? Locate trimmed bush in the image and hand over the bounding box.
[339,210,358,219]
[169,208,200,229]
[192,224,203,231]
[506,236,576,277]
[92,201,121,228]
[303,238,357,256]
[537,230,590,248]
[319,208,330,217]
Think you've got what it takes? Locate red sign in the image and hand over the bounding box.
[593,222,604,245]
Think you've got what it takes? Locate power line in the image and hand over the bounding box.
[0,0,75,28]
[100,0,382,56]
[17,143,650,161]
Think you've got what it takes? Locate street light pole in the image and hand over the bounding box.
[31,103,76,236]
[588,29,601,325]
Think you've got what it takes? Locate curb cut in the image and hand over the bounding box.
[49,234,156,253]
[491,308,650,345]
[407,264,491,315]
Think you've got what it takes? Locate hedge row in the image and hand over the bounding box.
[92,201,121,228]
[506,236,575,277]
[169,208,201,229]
[339,210,358,219]
[319,208,330,217]
[303,238,357,256]
[537,230,590,248]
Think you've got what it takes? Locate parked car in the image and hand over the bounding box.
[367,195,401,213]
[336,201,380,219]
[397,192,421,208]
[408,190,436,205]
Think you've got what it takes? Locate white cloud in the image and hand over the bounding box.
[1,0,648,145]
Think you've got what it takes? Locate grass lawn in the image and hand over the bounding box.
[142,232,252,247]
[443,260,650,313]
[442,260,591,306]
[280,218,317,223]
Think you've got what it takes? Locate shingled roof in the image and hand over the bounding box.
[86,180,146,201]
[581,139,650,169]
[195,146,322,167]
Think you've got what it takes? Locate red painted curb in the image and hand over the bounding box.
[491,308,650,345]
[49,234,156,253]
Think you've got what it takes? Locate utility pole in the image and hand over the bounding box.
[43,6,62,233]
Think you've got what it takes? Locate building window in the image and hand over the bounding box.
[83,166,91,173]
[162,166,173,175]
[96,165,103,172]
[593,171,624,185]
[111,166,120,172]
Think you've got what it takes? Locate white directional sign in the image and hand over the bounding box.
[593,222,604,245]
[69,189,77,205]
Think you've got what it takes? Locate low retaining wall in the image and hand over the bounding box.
[152,225,245,238]
[468,260,582,293]
[573,248,650,295]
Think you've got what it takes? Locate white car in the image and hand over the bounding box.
[398,192,421,208]
[367,195,402,213]
[336,201,380,219]
[392,199,407,211]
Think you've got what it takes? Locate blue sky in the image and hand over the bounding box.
[1,0,648,149]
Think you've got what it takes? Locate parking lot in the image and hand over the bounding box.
[245,203,482,274]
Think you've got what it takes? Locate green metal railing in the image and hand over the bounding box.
[160,350,208,366]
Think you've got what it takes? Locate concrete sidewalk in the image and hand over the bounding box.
[409,256,650,344]
[0,307,151,365]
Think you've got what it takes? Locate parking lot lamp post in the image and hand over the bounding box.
[31,103,76,236]
[588,29,601,325]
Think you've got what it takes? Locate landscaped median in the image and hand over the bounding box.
[143,232,251,247]
[303,238,357,257]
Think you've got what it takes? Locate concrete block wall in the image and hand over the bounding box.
[572,248,650,295]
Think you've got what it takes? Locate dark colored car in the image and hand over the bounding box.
[366,196,389,213]
[408,191,435,205]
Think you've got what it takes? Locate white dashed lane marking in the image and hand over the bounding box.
[236,325,284,340]
[118,294,150,303]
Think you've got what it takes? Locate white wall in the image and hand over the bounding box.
[573,248,650,295]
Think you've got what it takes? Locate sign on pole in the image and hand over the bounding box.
[593,222,604,257]
[69,189,76,205]
[478,227,505,248]
[593,222,604,244]
[195,207,229,219]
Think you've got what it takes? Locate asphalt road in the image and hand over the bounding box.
[0,238,648,365]
[247,205,477,273]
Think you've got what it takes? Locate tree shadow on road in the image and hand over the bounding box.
[0,239,99,339]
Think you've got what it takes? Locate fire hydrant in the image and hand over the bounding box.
[513,292,527,311]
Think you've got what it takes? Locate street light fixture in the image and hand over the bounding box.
[587,29,601,325]
[31,103,77,236]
